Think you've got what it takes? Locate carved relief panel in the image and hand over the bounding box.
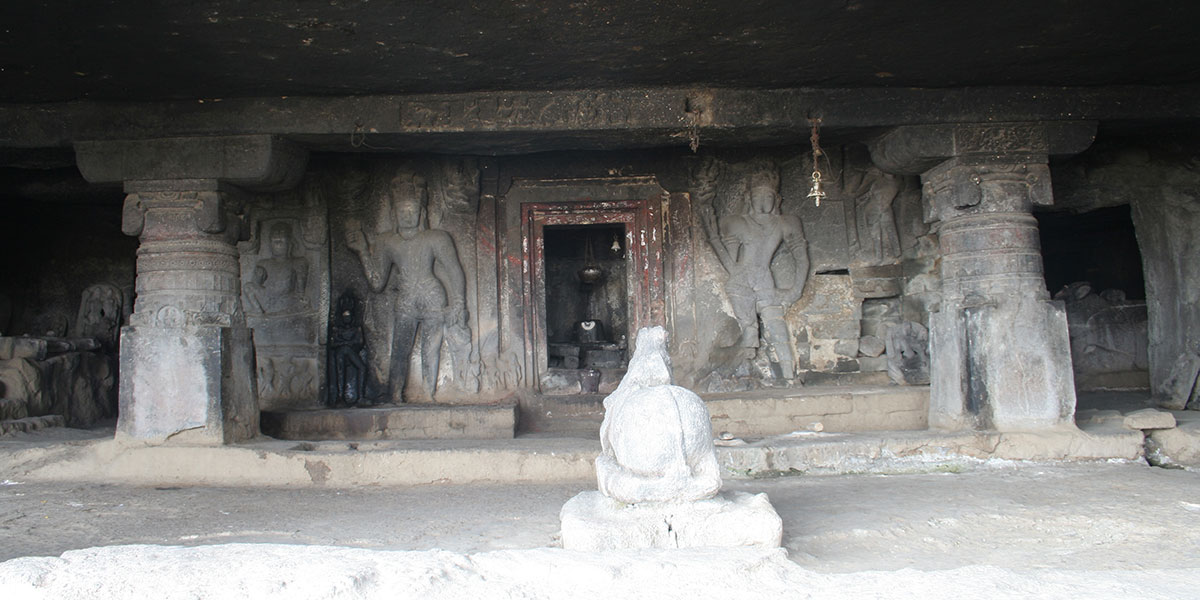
[238,183,329,410]
[328,157,482,404]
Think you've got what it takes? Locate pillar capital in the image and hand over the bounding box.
[868,121,1097,175]
[870,121,1096,225]
[120,180,250,242]
[75,134,308,191]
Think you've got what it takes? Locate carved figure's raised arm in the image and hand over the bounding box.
[694,157,735,273]
[700,207,736,273]
[345,225,391,293]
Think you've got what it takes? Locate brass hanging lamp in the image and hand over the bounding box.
[807,118,827,207]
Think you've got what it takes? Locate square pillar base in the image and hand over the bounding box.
[930,297,1077,431]
[118,326,259,444]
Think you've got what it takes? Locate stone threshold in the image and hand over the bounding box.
[0,422,1147,488]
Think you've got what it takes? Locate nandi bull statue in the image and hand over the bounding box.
[595,325,722,503]
[560,326,783,550]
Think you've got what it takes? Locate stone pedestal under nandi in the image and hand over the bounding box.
[560,326,782,551]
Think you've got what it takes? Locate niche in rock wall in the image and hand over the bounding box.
[543,224,629,370]
[1038,205,1145,300]
[1036,205,1149,389]
[238,186,330,411]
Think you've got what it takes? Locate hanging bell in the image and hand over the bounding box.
[807,170,826,207]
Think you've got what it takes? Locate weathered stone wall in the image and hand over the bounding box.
[1053,139,1200,400]
[292,147,936,400]
[0,194,135,338]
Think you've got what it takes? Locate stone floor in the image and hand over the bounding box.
[1,462,1198,598]
[2,390,1200,597]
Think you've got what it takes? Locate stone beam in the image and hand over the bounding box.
[2,86,1196,155]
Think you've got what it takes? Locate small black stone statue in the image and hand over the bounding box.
[327,290,368,407]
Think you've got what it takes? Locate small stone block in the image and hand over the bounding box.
[811,319,861,340]
[583,349,623,368]
[548,343,580,358]
[560,490,782,551]
[858,335,886,358]
[1123,408,1176,431]
[856,356,889,372]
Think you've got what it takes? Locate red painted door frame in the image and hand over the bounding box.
[520,198,664,384]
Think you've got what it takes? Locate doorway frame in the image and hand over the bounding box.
[520,198,663,386]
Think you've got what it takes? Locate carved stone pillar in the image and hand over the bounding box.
[76,135,307,443]
[870,122,1095,430]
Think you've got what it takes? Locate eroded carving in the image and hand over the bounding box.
[244,222,310,316]
[886,321,930,385]
[697,158,809,380]
[237,182,329,411]
[401,92,631,131]
[845,164,901,266]
[1056,282,1149,375]
[347,172,470,403]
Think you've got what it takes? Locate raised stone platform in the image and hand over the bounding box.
[560,491,782,551]
[521,385,930,436]
[705,385,929,436]
[260,404,518,441]
[0,421,1148,488]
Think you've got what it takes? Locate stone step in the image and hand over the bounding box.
[519,393,606,434]
[705,385,928,436]
[260,403,518,441]
[521,385,930,437]
[718,422,1144,476]
[1,422,1146,488]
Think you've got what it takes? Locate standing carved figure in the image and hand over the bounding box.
[328,290,368,406]
[346,173,468,403]
[846,164,902,265]
[74,283,125,350]
[698,159,809,380]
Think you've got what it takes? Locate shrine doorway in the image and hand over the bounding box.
[518,192,664,392]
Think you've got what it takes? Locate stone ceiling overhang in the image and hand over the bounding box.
[3,85,1198,159]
